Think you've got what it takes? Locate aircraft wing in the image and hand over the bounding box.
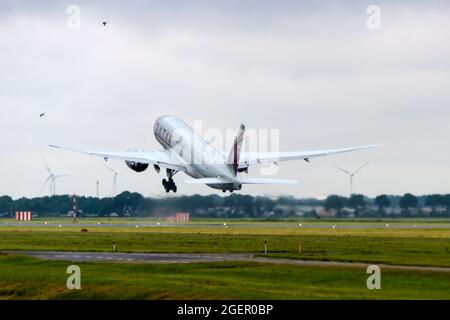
[48,144,187,172]
[240,144,382,165]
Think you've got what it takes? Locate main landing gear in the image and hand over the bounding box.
[162,169,178,193]
[162,178,177,193]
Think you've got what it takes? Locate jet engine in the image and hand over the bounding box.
[125,148,149,172]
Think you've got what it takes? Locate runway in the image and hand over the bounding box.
[5,250,450,273]
[2,222,450,229]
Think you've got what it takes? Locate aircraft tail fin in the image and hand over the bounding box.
[227,124,245,176]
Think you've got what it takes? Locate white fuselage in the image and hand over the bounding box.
[153,115,241,190]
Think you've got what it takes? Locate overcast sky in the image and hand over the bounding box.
[1,0,449,199]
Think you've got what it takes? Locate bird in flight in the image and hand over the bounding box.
[40,113,45,118]
[102,21,108,26]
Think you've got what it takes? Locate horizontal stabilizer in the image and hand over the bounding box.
[184,178,298,185]
[184,178,228,184]
[240,178,298,184]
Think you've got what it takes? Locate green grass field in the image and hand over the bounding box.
[0,254,449,299]
[1,222,449,267]
[1,218,449,299]
[3,217,450,225]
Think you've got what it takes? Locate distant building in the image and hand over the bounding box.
[318,208,334,218]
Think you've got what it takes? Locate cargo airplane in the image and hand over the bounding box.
[49,115,381,193]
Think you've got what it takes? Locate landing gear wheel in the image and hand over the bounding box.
[163,178,177,192]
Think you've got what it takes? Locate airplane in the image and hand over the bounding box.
[49,115,381,193]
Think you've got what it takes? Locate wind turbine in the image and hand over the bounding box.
[103,162,123,196]
[41,156,69,196]
[331,161,370,196]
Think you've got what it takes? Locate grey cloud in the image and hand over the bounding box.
[0,1,449,198]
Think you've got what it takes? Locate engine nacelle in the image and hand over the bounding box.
[125,148,149,172]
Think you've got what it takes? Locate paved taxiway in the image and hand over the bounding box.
[5,251,450,273]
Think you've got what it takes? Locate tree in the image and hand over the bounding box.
[400,193,418,215]
[254,196,275,217]
[348,194,366,215]
[426,194,441,208]
[425,194,443,217]
[324,195,347,215]
[444,194,450,217]
[0,195,13,217]
[375,195,390,210]
[223,194,254,217]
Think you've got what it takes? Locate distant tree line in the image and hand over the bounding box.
[324,193,450,218]
[1,192,450,218]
